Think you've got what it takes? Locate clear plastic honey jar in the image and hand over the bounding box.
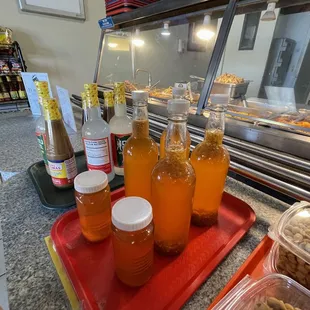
[112,197,154,287]
[74,170,111,242]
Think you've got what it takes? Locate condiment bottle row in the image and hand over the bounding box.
[33,80,231,287]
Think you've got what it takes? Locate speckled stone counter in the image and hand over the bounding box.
[0,111,289,310]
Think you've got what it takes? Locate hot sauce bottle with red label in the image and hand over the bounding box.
[43,98,78,188]
[82,83,115,182]
[110,82,132,176]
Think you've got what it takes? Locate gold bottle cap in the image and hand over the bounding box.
[81,92,87,110]
[113,82,126,104]
[84,83,99,108]
[43,98,62,121]
[35,81,50,105]
[104,90,114,107]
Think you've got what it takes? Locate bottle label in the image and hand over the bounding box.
[83,137,112,174]
[36,132,48,168]
[48,156,77,186]
[111,133,131,168]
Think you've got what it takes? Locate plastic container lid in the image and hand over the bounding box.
[132,90,149,101]
[167,99,190,114]
[213,274,310,310]
[172,87,186,98]
[112,197,153,232]
[268,201,310,265]
[74,171,108,194]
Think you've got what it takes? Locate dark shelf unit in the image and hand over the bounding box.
[0,41,29,112]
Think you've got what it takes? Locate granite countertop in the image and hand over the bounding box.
[0,111,289,310]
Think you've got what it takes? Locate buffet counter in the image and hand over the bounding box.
[0,111,288,309]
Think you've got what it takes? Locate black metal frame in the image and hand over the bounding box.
[197,0,237,114]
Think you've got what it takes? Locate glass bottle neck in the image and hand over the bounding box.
[205,110,225,145]
[166,114,187,160]
[132,104,149,138]
[87,107,101,121]
[114,103,126,117]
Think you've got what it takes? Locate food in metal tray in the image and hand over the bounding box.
[149,87,173,99]
[215,73,245,84]
[273,113,310,129]
[254,297,302,310]
[124,80,137,92]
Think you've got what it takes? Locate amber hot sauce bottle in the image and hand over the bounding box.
[151,98,195,255]
[43,98,78,189]
[191,94,230,226]
[123,90,158,202]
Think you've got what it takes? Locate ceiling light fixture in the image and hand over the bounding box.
[108,42,118,48]
[132,29,145,47]
[196,14,215,41]
[261,0,278,21]
[161,22,171,36]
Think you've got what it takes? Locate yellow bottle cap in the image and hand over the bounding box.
[43,98,62,121]
[81,92,87,110]
[84,83,99,108]
[113,82,126,104]
[104,91,114,107]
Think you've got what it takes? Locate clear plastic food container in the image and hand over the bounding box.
[212,274,310,310]
[267,201,310,289]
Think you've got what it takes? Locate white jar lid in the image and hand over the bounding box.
[112,197,153,232]
[74,171,108,194]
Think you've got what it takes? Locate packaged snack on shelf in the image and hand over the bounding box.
[212,273,310,310]
[10,60,22,73]
[0,26,13,45]
[0,60,10,74]
[266,201,310,289]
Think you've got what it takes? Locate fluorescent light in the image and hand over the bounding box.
[196,14,215,41]
[196,29,215,41]
[161,22,171,36]
[261,0,278,21]
[132,29,145,47]
[108,42,118,48]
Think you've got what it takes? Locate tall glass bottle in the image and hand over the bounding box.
[160,87,191,159]
[103,90,115,123]
[82,83,115,182]
[110,82,132,176]
[34,81,50,175]
[151,99,195,256]
[124,90,158,202]
[191,94,230,226]
[43,98,77,189]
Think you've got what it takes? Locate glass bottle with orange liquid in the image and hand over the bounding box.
[191,94,230,226]
[160,87,191,159]
[123,90,158,202]
[151,98,195,255]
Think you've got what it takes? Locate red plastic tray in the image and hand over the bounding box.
[51,187,256,310]
[208,235,274,309]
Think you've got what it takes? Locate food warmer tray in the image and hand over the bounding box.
[211,81,250,99]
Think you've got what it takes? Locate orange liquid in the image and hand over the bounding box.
[160,129,191,159]
[191,130,230,226]
[75,186,111,242]
[152,148,195,255]
[124,120,158,202]
[112,223,154,287]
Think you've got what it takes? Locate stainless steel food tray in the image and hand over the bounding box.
[211,81,250,98]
